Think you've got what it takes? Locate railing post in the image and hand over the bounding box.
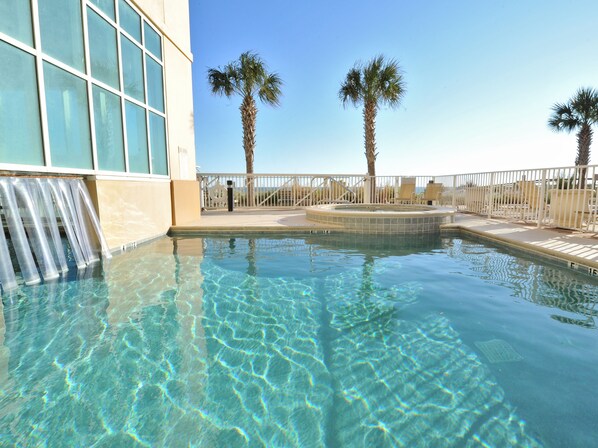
[537,169,547,228]
[452,175,457,209]
[487,173,495,218]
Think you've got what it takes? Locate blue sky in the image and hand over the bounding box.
[190,0,598,176]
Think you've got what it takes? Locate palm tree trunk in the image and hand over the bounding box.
[241,95,258,206]
[363,101,377,203]
[576,123,593,186]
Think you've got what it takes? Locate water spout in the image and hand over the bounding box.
[0,177,111,293]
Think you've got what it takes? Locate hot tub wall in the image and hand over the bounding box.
[306,209,454,234]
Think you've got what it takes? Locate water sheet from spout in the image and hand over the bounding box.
[76,181,111,259]
[0,213,17,291]
[0,179,41,286]
[35,179,69,273]
[0,177,112,293]
[47,179,86,269]
[13,178,60,281]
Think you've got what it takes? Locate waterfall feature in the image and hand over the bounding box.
[0,177,112,292]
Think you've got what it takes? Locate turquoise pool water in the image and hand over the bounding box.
[0,234,597,447]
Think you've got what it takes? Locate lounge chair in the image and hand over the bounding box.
[421,181,443,205]
[517,181,542,210]
[395,177,416,204]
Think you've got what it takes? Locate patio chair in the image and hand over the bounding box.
[421,181,443,205]
[516,181,544,221]
[395,177,416,204]
[517,181,542,210]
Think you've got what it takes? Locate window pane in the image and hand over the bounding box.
[0,41,43,166]
[125,101,148,173]
[44,62,92,169]
[118,0,141,43]
[145,55,164,112]
[144,22,161,60]
[93,85,125,172]
[149,113,167,175]
[90,0,115,21]
[0,0,33,46]
[121,36,144,102]
[39,0,85,72]
[88,9,119,89]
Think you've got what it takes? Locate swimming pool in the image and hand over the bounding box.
[0,233,596,446]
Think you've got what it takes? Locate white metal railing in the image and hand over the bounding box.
[197,173,437,209]
[197,164,598,233]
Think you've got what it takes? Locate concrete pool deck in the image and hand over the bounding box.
[170,209,598,273]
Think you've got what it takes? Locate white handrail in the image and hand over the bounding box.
[198,164,598,233]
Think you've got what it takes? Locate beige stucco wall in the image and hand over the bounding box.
[86,179,173,251]
[171,180,201,225]
[163,39,197,181]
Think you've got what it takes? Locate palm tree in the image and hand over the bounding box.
[208,52,282,207]
[548,87,598,183]
[339,55,406,202]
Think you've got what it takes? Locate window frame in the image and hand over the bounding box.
[0,0,169,179]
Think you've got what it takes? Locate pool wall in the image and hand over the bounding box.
[306,205,455,234]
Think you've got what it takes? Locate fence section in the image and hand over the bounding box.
[198,174,435,209]
[198,165,598,233]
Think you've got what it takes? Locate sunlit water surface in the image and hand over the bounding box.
[0,234,597,447]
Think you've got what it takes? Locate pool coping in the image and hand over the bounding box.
[442,220,598,276]
[170,211,598,275]
[305,204,455,218]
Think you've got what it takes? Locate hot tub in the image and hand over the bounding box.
[305,204,455,234]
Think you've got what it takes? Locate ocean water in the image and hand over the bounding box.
[0,234,596,447]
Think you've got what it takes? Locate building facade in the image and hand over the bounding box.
[0,0,199,250]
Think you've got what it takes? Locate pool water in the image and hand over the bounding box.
[0,234,597,447]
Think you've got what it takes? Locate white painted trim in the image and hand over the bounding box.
[30,0,52,168]
[85,0,117,28]
[0,31,35,55]
[82,3,99,171]
[0,162,169,179]
[87,174,170,182]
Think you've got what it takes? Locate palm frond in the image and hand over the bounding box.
[340,55,406,108]
[207,67,236,98]
[378,59,406,107]
[548,103,578,132]
[549,88,598,132]
[571,87,598,124]
[339,68,363,107]
[207,51,283,107]
[258,73,283,106]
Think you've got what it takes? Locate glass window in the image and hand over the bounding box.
[149,113,167,175]
[39,0,85,72]
[0,41,43,166]
[145,55,164,112]
[0,0,33,46]
[93,85,125,172]
[121,36,144,102]
[118,0,141,43]
[88,8,119,89]
[44,62,92,169]
[89,0,115,21]
[125,101,148,173]
[144,22,161,60]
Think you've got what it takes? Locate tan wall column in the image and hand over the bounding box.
[86,179,172,251]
